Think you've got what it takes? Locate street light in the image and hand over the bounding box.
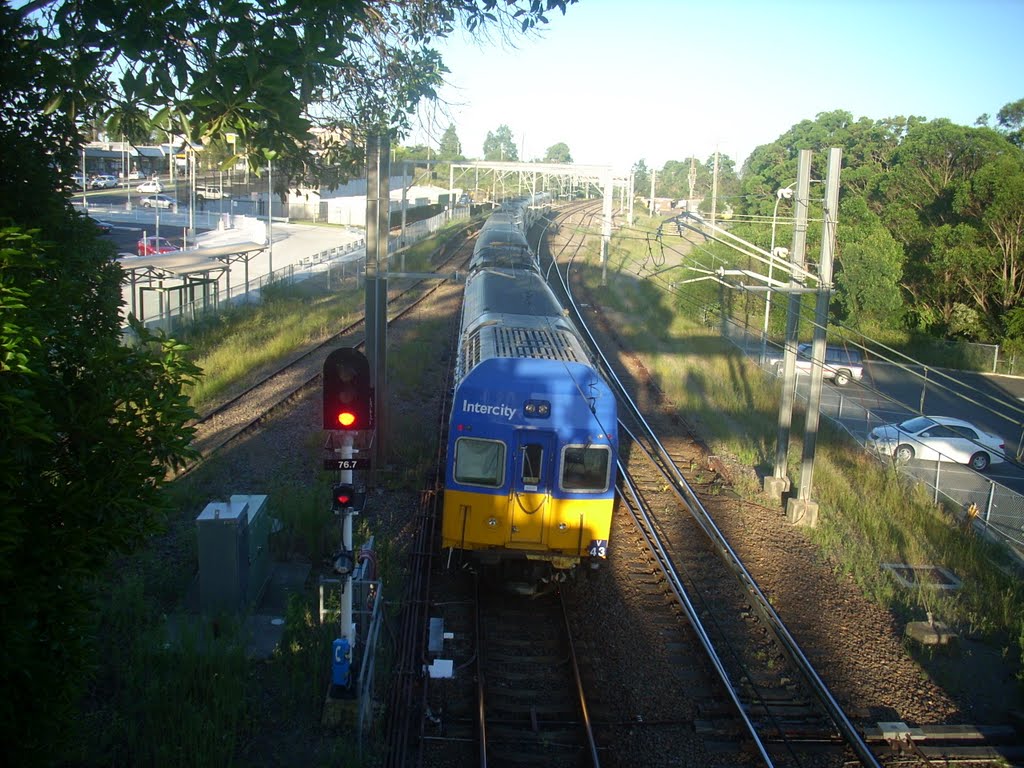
[761,185,794,363]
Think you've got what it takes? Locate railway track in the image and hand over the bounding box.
[477,586,598,767]
[409,569,600,768]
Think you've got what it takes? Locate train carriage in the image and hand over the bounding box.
[442,247,618,590]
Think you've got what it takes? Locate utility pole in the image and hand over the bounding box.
[364,132,390,478]
[649,168,657,216]
[687,157,697,210]
[627,171,635,226]
[601,169,613,286]
[788,147,842,526]
[710,150,719,228]
[765,149,812,501]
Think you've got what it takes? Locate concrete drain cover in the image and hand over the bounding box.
[882,563,961,590]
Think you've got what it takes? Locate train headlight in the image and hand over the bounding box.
[557,522,568,531]
[523,399,551,419]
[487,517,498,527]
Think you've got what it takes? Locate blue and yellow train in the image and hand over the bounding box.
[442,197,618,590]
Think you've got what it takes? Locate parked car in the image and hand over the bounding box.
[867,415,1006,472]
[140,194,176,209]
[769,343,864,386]
[136,236,179,256]
[71,172,89,189]
[90,175,118,189]
[196,185,227,200]
[88,216,111,235]
[137,179,163,193]
[120,170,144,180]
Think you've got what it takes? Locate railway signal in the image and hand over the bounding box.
[322,347,373,431]
[331,483,364,513]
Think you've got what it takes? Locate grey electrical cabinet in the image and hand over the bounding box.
[232,494,271,607]
[197,499,250,614]
[197,494,272,614]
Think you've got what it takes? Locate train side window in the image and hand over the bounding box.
[453,437,506,487]
[521,443,543,485]
[560,445,611,492]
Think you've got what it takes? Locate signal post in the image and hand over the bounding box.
[321,348,373,707]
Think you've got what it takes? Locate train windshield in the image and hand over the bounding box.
[453,437,506,487]
[560,445,611,492]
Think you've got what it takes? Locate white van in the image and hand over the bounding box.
[197,186,228,200]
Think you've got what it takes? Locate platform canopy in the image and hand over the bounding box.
[118,241,267,323]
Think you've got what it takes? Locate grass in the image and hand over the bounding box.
[182,277,363,410]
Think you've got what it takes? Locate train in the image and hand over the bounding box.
[441,195,619,592]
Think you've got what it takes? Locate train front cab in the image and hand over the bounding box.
[442,361,617,587]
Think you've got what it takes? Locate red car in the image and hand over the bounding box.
[136,236,178,256]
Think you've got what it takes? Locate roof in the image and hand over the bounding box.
[117,241,265,275]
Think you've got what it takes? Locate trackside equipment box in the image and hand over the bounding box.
[197,494,271,613]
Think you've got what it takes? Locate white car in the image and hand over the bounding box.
[90,175,118,189]
[140,194,176,209]
[867,415,1006,472]
[137,180,163,193]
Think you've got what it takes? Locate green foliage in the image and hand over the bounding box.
[438,124,463,160]
[0,217,201,763]
[632,158,651,196]
[996,97,1024,148]
[483,124,519,161]
[737,104,1024,348]
[20,1,575,189]
[543,141,573,163]
[835,195,905,324]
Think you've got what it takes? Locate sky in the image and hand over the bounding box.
[407,0,1024,172]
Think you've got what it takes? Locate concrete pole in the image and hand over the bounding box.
[364,133,380,477]
[765,149,812,500]
[649,168,656,216]
[627,172,634,226]
[710,150,719,228]
[601,170,613,286]
[268,158,273,278]
[374,132,390,471]
[789,147,842,526]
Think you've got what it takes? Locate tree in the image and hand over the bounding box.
[438,124,463,161]
[543,142,572,163]
[632,159,651,200]
[876,120,1013,336]
[1,1,580,761]
[23,0,575,188]
[834,196,905,326]
[0,7,201,762]
[952,152,1024,322]
[996,97,1024,148]
[483,124,519,161]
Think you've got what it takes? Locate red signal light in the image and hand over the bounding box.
[322,348,373,431]
[332,483,364,513]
